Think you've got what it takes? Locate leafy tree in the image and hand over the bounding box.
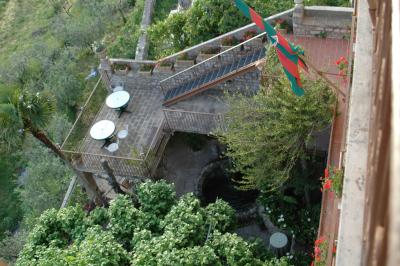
[0,89,103,202]
[0,156,22,239]
[218,48,335,190]
[106,0,145,58]
[44,50,84,113]
[16,181,290,265]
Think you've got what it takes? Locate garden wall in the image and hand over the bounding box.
[135,0,157,60]
[293,6,353,38]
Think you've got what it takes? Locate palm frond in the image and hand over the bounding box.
[11,90,56,130]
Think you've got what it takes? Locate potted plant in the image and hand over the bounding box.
[197,46,221,61]
[221,36,239,51]
[157,60,174,72]
[175,52,195,68]
[91,40,106,59]
[242,29,257,41]
[242,29,262,49]
[275,19,292,34]
[139,64,155,75]
[112,63,131,75]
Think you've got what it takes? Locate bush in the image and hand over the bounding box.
[17,182,290,265]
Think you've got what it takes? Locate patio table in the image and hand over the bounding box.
[106,90,131,117]
[90,120,116,147]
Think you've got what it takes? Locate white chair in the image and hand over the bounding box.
[117,124,129,139]
[105,142,119,153]
[112,85,124,92]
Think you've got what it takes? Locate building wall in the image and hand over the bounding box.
[293,6,353,38]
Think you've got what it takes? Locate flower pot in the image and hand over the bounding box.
[197,53,216,62]
[157,66,173,72]
[176,59,194,68]
[138,70,152,76]
[221,45,234,52]
[278,28,288,34]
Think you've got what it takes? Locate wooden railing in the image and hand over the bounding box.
[163,109,226,135]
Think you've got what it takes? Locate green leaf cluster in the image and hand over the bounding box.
[219,48,336,191]
[16,181,290,265]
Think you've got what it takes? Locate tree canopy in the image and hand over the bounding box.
[218,48,336,191]
[16,180,292,266]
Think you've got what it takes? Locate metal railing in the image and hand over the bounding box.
[159,33,266,96]
[62,150,150,178]
[60,77,169,178]
[163,109,227,135]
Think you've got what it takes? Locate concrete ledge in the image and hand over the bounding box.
[294,6,353,38]
[335,1,372,265]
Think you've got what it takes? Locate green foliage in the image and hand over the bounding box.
[136,180,176,217]
[108,195,140,247]
[305,0,351,7]
[209,231,264,266]
[0,230,28,263]
[0,157,22,239]
[162,194,207,248]
[17,181,286,265]
[205,199,235,232]
[219,48,335,191]
[70,227,130,266]
[107,0,146,58]
[153,0,177,23]
[17,139,74,226]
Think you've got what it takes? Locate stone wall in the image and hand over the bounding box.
[293,5,353,38]
[135,0,156,60]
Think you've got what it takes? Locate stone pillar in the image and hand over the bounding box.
[293,0,305,36]
[98,58,112,90]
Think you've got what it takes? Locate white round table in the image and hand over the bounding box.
[90,120,116,140]
[106,91,130,109]
[269,232,288,248]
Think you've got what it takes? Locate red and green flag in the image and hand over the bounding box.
[235,0,308,96]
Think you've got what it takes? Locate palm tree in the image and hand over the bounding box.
[0,88,105,205]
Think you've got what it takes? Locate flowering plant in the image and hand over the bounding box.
[321,166,344,197]
[311,237,328,266]
[243,29,257,40]
[221,36,239,46]
[335,56,348,77]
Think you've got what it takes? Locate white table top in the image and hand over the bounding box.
[269,232,288,248]
[106,90,130,109]
[90,120,116,140]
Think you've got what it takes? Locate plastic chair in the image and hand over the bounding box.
[105,142,119,153]
[117,125,129,139]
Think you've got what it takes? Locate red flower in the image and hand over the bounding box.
[332,245,337,254]
[335,59,340,65]
[324,168,329,179]
[323,179,332,190]
[310,262,314,266]
[314,246,321,256]
[315,238,325,245]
